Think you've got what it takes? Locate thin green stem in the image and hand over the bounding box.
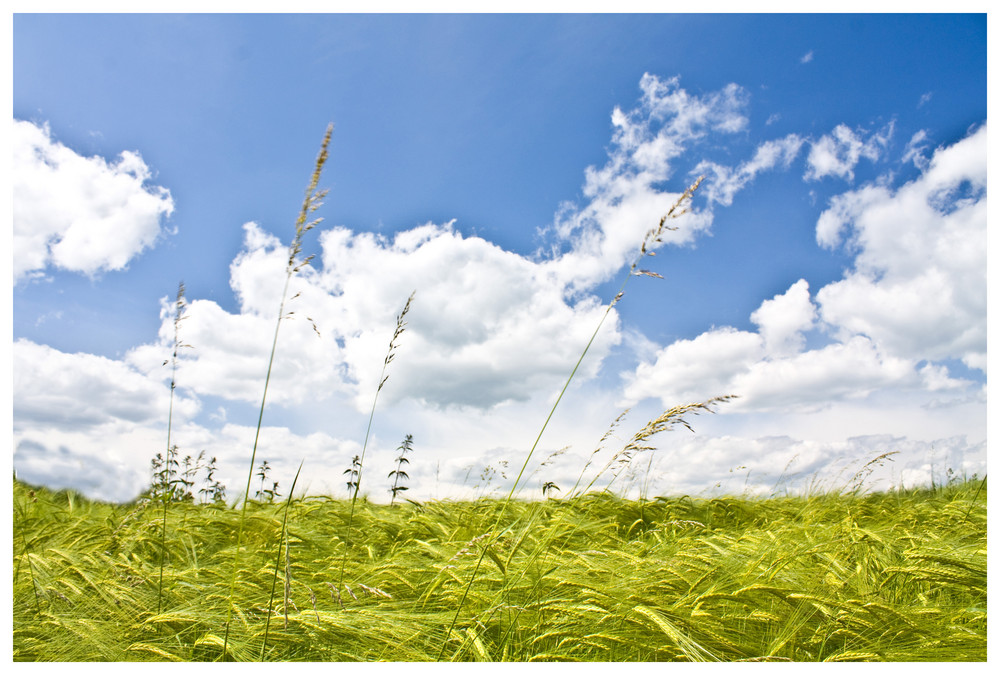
[157,281,186,615]
[961,473,987,524]
[438,177,704,659]
[261,461,304,661]
[337,292,414,592]
[221,124,332,660]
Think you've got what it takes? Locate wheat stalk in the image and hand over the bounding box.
[222,124,332,660]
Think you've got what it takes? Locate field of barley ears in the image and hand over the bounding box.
[12,126,987,662]
[12,478,987,661]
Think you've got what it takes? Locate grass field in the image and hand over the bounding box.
[12,476,986,661]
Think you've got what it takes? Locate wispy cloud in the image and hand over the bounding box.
[695,134,805,206]
[800,50,814,64]
[901,129,931,169]
[546,74,746,291]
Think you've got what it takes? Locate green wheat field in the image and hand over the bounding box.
[12,127,987,662]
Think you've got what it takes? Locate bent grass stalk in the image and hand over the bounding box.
[222,124,333,660]
[157,281,189,614]
[336,291,415,593]
[438,176,705,659]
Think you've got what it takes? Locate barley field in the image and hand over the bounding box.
[12,476,986,662]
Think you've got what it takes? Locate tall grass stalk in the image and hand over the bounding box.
[260,461,304,660]
[336,292,415,592]
[439,176,705,658]
[157,281,188,614]
[222,124,333,660]
[12,490,42,614]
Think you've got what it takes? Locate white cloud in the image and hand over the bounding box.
[12,119,175,283]
[622,282,920,413]
[624,325,764,406]
[547,74,747,291]
[800,51,814,64]
[123,76,755,414]
[749,279,815,356]
[13,337,199,501]
[624,125,985,416]
[805,123,893,181]
[901,129,931,169]
[696,134,805,206]
[816,124,986,369]
[316,222,620,409]
[124,220,620,413]
[13,338,199,430]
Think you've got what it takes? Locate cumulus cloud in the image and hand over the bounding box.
[12,119,175,283]
[805,123,893,181]
[750,279,816,356]
[622,281,918,413]
[125,220,620,412]
[624,125,985,413]
[13,337,199,501]
[816,124,986,369]
[124,77,753,414]
[13,338,199,430]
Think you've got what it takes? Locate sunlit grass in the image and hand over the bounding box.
[13,478,986,661]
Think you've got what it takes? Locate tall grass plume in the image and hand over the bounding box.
[222,123,333,659]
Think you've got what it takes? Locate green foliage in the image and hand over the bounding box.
[12,478,986,661]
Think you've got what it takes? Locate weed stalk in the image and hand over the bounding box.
[157,281,188,614]
[336,292,415,593]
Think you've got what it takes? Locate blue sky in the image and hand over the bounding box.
[10,12,989,503]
